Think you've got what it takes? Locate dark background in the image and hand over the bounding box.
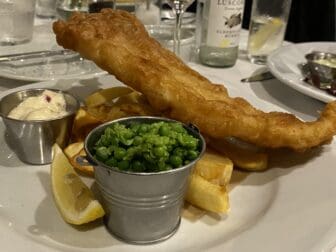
[188,0,336,42]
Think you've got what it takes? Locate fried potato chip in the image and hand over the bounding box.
[64,142,84,158]
[209,137,268,171]
[85,87,133,107]
[72,108,103,141]
[185,174,229,213]
[64,142,94,176]
[194,149,233,186]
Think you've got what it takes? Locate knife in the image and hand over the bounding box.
[241,71,275,83]
[0,49,77,63]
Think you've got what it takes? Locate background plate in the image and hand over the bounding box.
[267,42,336,103]
[0,24,106,82]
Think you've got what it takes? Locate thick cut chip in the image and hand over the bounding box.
[72,107,102,141]
[185,174,229,213]
[85,87,133,107]
[194,149,233,186]
[210,138,268,171]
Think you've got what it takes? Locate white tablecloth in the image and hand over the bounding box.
[0,16,335,252]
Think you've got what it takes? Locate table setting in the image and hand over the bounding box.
[0,0,336,252]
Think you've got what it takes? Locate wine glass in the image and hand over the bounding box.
[166,0,195,56]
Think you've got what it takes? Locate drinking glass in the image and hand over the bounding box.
[135,0,160,25]
[36,0,57,18]
[165,0,194,56]
[247,0,292,64]
[0,0,36,45]
[56,0,89,20]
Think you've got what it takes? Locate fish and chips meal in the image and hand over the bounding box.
[48,9,336,240]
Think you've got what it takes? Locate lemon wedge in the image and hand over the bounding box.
[249,17,284,52]
[51,144,105,225]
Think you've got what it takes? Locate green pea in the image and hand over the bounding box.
[118,160,130,170]
[105,157,118,167]
[114,147,127,160]
[159,125,169,136]
[154,146,166,157]
[188,150,199,160]
[130,122,140,132]
[131,160,145,172]
[173,147,185,157]
[139,124,149,134]
[96,146,110,161]
[170,123,185,133]
[133,136,143,145]
[170,155,182,168]
[157,161,167,171]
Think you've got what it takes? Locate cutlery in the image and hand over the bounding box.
[241,71,275,83]
[0,49,77,63]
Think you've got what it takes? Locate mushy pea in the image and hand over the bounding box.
[93,121,200,172]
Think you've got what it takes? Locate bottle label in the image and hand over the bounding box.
[206,0,244,48]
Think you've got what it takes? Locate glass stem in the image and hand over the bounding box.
[173,9,183,56]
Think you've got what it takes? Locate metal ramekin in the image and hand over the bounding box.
[0,88,80,165]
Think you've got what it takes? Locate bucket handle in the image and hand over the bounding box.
[75,155,97,166]
[187,123,200,133]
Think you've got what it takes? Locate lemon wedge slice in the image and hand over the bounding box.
[249,17,284,52]
[51,144,105,225]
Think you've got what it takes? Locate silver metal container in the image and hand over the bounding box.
[0,88,80,165]
[84,116,206,244]
[305,51,336,84]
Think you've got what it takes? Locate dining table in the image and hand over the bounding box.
[1,14,336,252]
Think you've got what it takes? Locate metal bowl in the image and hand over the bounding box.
[305,51,336,85]
[84,116,206,244]
[0,88,80,164]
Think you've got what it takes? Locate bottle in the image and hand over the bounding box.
[198,0,245,67]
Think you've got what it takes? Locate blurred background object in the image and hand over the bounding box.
[36,0,57,18]
[243,0,336,42]
[88,0,115,12]
[198,0,245,67]
[0,0,36,45]
[135,0,160,25]
[246,0,292,64]
[56,0,88,20]
[165,0,195,55]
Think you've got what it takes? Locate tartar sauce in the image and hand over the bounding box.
[314,58,336,68]
[8,90,68,120]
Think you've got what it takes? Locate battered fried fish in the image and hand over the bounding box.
[53,9,336,151]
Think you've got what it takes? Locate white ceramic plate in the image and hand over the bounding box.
[267,42,336,103]
[0,23,106,82]
[1,75,336,252]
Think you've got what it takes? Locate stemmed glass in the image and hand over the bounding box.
[166,0,195,56]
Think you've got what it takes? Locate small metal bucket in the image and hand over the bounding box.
[0,88,79,164]
[84,116,206,244]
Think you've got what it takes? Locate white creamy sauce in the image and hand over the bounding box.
[8,90,68,120]
[314,58,336,68]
